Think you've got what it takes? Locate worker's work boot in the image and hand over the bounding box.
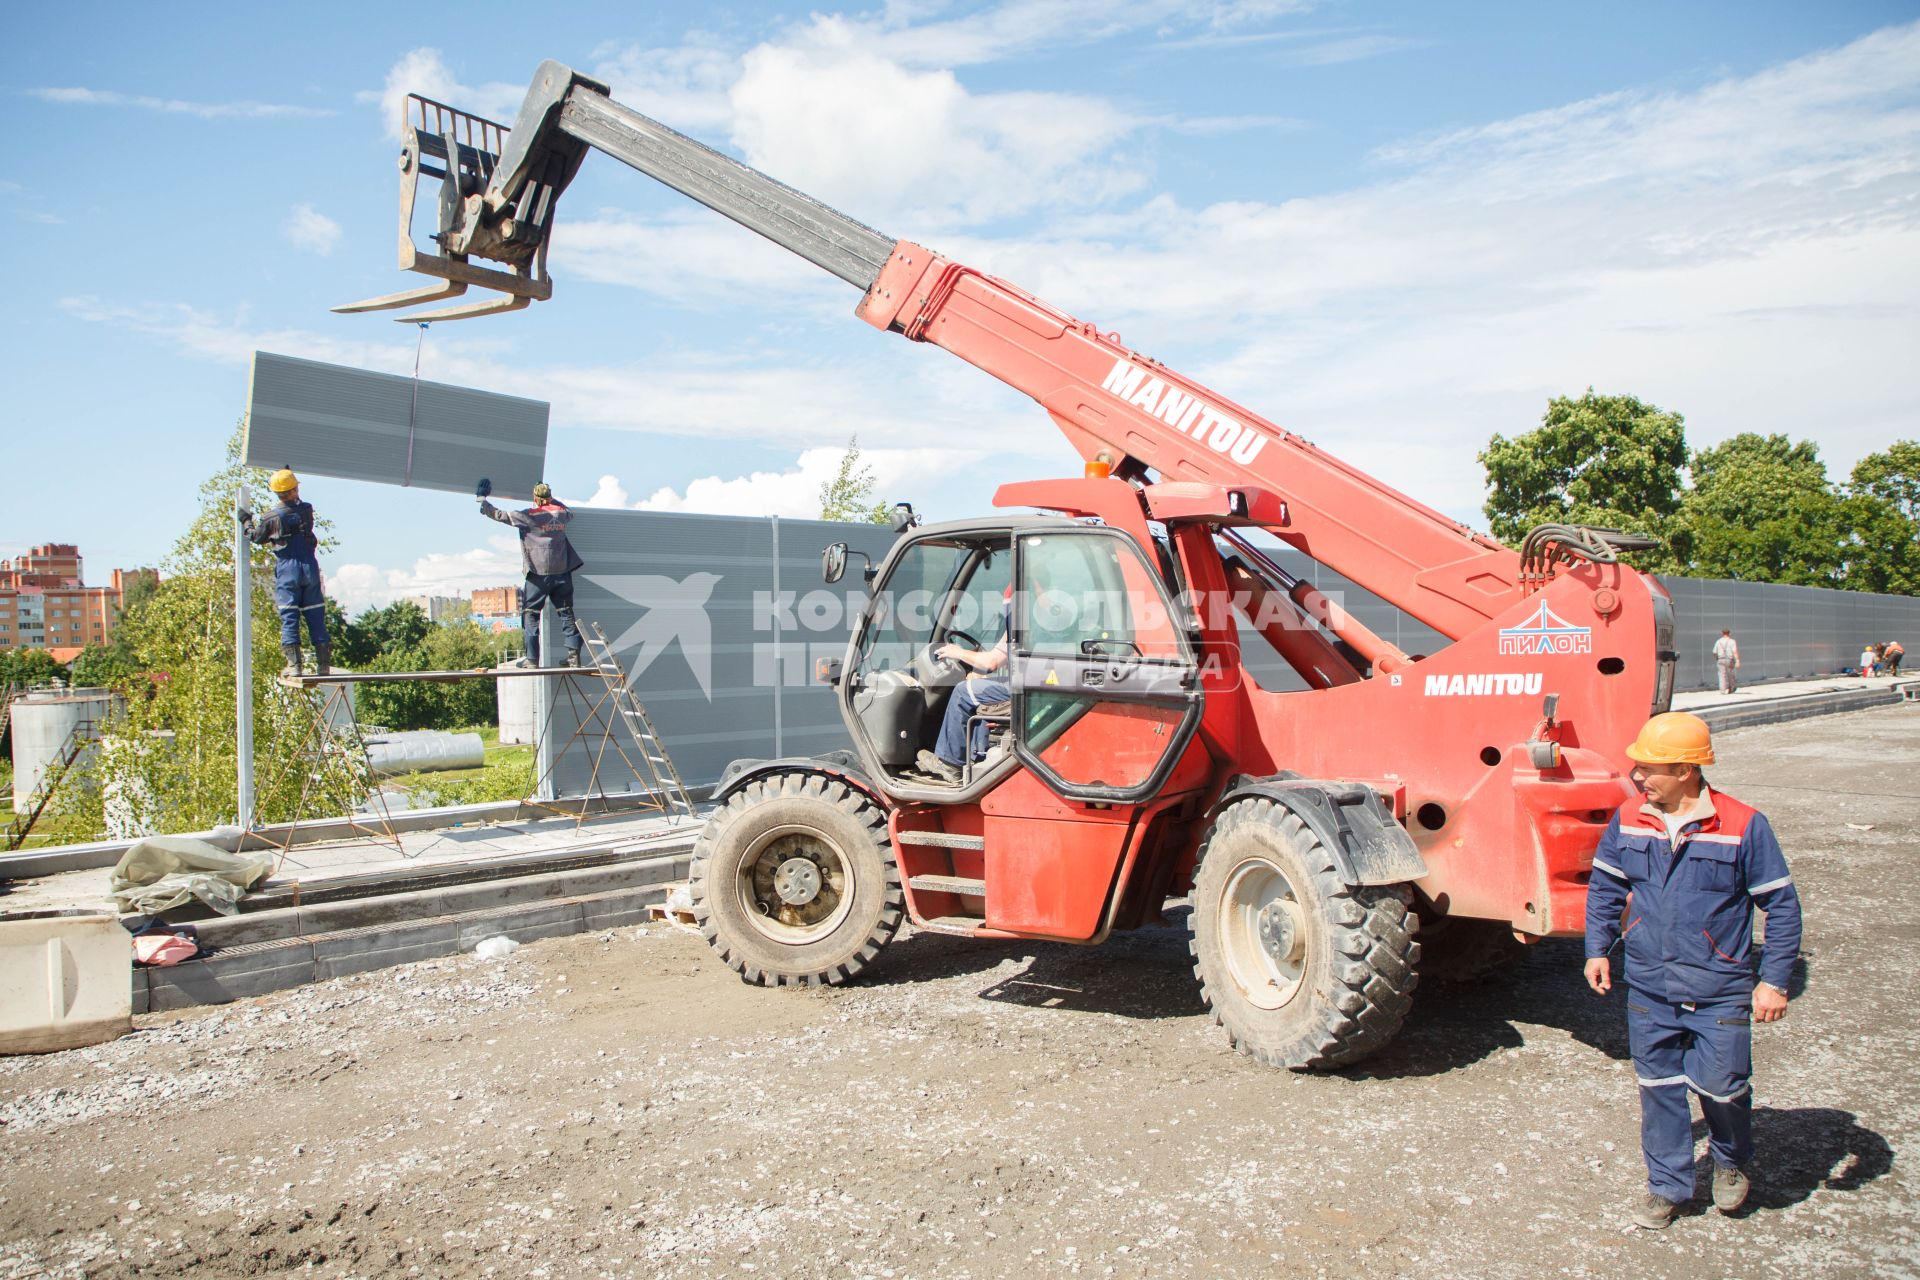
[915,749,961,784]
[1712,1164,1751,1214]
[1633,1193,1680,1230]
[314,644,331,676]
[563,650,582,669]
[280,643,302,677]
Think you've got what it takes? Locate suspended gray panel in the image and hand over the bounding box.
[244,351,549,498]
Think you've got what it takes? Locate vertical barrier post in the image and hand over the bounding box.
[770,515,783,758]
[234,481,255,831]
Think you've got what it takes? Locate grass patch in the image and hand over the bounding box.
[383,724,534,808]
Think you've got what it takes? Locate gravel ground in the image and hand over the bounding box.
[2,703,1914,1279]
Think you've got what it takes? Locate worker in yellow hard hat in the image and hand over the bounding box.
[241,467,331,675]
[1582,711,1803,1230]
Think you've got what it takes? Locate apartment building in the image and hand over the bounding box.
[0,545,157,659]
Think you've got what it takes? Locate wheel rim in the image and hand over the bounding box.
[1218,857,1308,1011]
[735,822,855,945]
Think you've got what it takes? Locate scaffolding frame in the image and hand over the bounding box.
[259,665,693,868]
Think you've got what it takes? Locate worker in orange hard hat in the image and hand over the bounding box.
[1583,711,1803,1231]
[242,468,331,676]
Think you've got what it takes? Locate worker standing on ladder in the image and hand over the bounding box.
[480,481,584,668]
[1583,712,1803,1230]
[243,468,331,676]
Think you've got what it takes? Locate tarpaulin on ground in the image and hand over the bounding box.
[111,837,272,916]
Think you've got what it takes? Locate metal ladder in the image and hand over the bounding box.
[4,711,94,851]
[0,682,17,754]
[580,622,698,822]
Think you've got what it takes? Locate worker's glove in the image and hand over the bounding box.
[238,511,253,530]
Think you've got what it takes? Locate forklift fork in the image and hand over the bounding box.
[333,95,557,322]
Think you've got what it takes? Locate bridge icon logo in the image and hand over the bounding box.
[1498,602,1593,656]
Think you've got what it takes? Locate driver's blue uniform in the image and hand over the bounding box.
[934,602,1011,766]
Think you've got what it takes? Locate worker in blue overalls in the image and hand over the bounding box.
[242,468,330,676]
[1584,711,1803,1230]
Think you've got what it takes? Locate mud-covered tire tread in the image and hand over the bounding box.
[1188,797,1420,1070]
[688,774,903,987]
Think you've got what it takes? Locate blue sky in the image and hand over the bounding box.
[4,2,1917,611]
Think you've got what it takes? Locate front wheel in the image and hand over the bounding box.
[690,774,904,986]
[1189,798,1419,1070]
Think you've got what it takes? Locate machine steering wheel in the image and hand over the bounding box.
[933,629,984,676]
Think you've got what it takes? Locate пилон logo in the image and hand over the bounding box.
[1497,601,1593,657]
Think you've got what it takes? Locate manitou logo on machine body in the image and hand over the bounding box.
[1498,601,1593,656]
[1100,359,1268,465]
[1424,672,1546,697]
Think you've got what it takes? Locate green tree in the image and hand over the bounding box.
[354,645,436,731]
[1679,434,1846,585]
[117,570,160,617]
[355,620,505,731]
[339,601,432,668]
[320,597,351,657]
[1842,441,1920,595]
[818,436,894,524]
[0,649,69,687]
[68,643,137,689]
[1851,440,1920,520]
[1480,390,1688,568]
[70,423,363,837]
[422,621,504,727]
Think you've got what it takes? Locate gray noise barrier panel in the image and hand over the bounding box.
[244,351,549,498]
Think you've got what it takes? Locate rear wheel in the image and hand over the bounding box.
[691,774,903,986]
[1189,798,1419,1069]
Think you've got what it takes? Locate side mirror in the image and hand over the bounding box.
[822,542,849,584]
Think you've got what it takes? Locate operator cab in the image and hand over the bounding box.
[827,515,1206,806]
[839,525,1017,789]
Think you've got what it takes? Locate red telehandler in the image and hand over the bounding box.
[339,64,1676,1068]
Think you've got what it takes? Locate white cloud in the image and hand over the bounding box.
[282,203,342,255]
[327,534,522,614]
[359,49,530,140]
[793,1,1314,69]
[27,87,331,119]
[728,39,1144,223]
[573,4,1325,230]
[65,21,1920,534]
[583,474,630,508]
[587,35,740,131]
[550,210,836,305]
[910,21,1920,513]
[627,445,973,518]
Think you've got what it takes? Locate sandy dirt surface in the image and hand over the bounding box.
[2,704,1914,1278]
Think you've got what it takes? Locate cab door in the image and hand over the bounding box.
[1009,528,1203,803]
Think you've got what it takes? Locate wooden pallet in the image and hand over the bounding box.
[648,883,698,927]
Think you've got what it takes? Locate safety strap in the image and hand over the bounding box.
[403,321,429,487]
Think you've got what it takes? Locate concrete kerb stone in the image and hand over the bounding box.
[1697,682,1913,733]
[192,848,693,949]
[137,865,691,1014]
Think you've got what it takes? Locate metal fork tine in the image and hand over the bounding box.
[332,280,468,315]
[390,292,531,323]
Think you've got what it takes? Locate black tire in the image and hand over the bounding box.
[690,774,904,987]
[1188,798,1420,1070]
